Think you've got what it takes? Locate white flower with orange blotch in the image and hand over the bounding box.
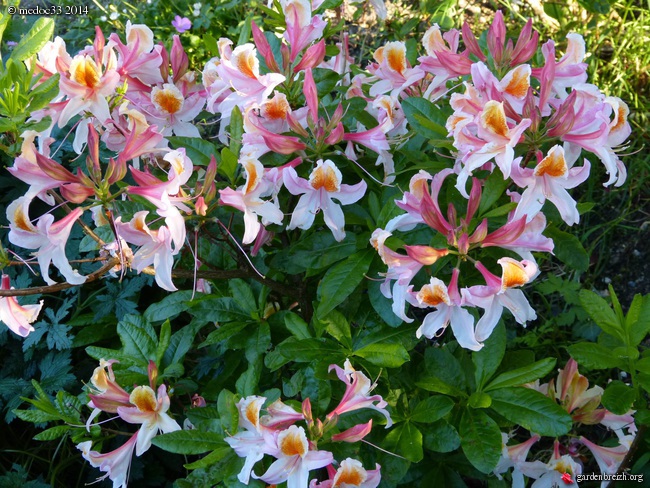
[310,458,382,488]
[510,145,590,226]
[214,41,286,134]
[494,433,546,488]
[410,268,483,351]
[283,160,367,242]
[254,425,333,488]
[7,197,86,285]
[117,384,181,456]
[281,0,327,62]
[327,359,392,428]
[77,433,138,488]
[108,21,164,88]
[114,211,178,291]
[86,359,132,431]
[368,41,425,97]
[57,28,119,127]
[454,100,531,198]
[461,258,538,344]
[219,157,284,244]
[225,396,277,484]
[0,274,43,337]
[146,82,205,137]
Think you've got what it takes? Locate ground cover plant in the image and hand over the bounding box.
[0,0,649,486]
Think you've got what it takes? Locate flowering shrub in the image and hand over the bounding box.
[0,1,649,487]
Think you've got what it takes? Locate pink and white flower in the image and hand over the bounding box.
[0,275,44,337]
[284,160,367,241]
[77,433,138,488]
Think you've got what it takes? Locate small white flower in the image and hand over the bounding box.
[193,9,200,16]
[100,15,107,21]
[109,11,119,20]
[193,2,202,8]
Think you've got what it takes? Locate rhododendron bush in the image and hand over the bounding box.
[1,1,649,487]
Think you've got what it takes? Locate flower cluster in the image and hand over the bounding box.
[370,12,630,351]
[225,360,388,487]
[494,359,636,487]
[77,359,181,488]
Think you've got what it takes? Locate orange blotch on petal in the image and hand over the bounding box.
[333,465,366,487]
[500,260,531,290]
[481,101,509,137]
[385,42,407,74]
[310,162,340,192]
[13,205,34,232]
[152,85,184,115]
[534,147,567,178]
[417,283,450,307]
[503,66,530,98]
[262,94,290,120]
[279,427,307,457]
[71,57,100,89]
[233,48,259,79]
[130,386,158,413]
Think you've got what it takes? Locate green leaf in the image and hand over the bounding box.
[422,419,461,453]
[566,343,621,370]
[410,396,455,423]
[489,387,572,437]
[229,279,257,315]
[229,105,243,156]
[316,250,373,318]
[184,446,232,469]
[579,290,624,340]
[545,226,589,272]
[474,322,506,390]
[636,357,650,374]
[190,297,252,325]
[13,409,60,423]
[383,421,423,463]
[481,202,517,218]
[628,295,650,346]
[29,74,60,112]
[270,233,357,275]
[402,97,448,139]
[168,136,219,166]
[117,315,157,364]
[459,408,502,474]
[416,376,466,398]
[0,13,9,47]
[200,322,250,347]
[33,425,69,441]
[601,380,637,415]
[284,312,311,339]
[319,310,352,349]
[478,168,510,216]
[468,392,492,409]
[10,18,54,62]
[485,358,557,391]
[220,147,238,183]
[275,338,344,364]
[156,320,172,366]
[163,322,204,367]
[145,290,193,322]
[425,347,466,391]
[151,431,227,454]
[236,356,262,397]
[353,342,409,368]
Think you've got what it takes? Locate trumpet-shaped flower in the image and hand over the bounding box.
[77,433,138,488]
[7,198,86,285]
[510,145,590,225]
[327,359,392,427]
[117,384,181,456]
[219,158,284,244]
[284,160,367,242]
[255,425,333,488]
[0,274,43,337]
[411,269,483,351]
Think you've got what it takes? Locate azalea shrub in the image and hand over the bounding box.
[0,1,649,487]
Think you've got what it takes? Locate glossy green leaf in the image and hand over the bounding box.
[490,387,572,436]
[474,322,506,390]
[485,358,557,391]
[11,18,54,62]
[422,419,461,453]
[117,315,157,364]
[566,342,621,370]
[545,226,589,272]
[383,421,423,463]
[410,396,455,423]
[602,380,637,415]
[168,136,219,166]
[579,290,623,339]
[353,342,409,368]
[316,250,373,318]
[402,97,448,139]
[151,431,227,454]
[319,310,352,349]
[459,408,502,474]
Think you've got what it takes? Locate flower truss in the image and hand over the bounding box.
[78,359,181,488]
[224,360,386,487]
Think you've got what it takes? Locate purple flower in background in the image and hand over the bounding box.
[172,15,192,33]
